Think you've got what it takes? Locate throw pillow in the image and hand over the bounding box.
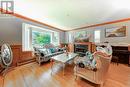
[76,51,97,70]
[46,49,51,54]
[105,44,112,55]
[86,51,93,60]
[55,47,59,52]
[49,48,56,53]
[85,51,97,70]
[96,44,112,56]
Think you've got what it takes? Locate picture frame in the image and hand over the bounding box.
[74,31,89,42]
[105,26,126,38]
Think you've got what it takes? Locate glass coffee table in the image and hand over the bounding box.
[51,52,78,75]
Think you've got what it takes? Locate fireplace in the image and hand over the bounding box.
[74,42,92,57]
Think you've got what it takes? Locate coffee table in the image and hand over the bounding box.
[51,52,78,75]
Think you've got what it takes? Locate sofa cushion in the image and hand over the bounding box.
[38,48,48,55]
[46,49,51,54]
[44,54,53,58]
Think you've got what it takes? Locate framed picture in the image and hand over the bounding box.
[105,26,126,37]
[74,31,89,42]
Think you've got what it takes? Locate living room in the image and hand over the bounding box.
[0,0,130,87]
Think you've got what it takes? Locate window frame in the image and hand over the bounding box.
[22,23,60,51]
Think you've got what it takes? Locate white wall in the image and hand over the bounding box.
[66,21,130,44]
[0,16,65,45]
[93,21,130,44]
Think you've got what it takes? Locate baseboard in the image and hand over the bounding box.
[17,58,36,66]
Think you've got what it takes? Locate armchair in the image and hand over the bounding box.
[74,52,112,87]
[74,44,112,87]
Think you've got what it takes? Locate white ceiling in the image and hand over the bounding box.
[14,0,130,30]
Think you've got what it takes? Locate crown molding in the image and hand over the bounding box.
[67,18,130,31]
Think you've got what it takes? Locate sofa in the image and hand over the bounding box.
[34,43,65,65]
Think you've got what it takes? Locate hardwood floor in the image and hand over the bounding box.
[0,62,130,87]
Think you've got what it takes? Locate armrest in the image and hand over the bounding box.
[93,51,111,59]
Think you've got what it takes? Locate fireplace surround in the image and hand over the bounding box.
[74,42,92,57]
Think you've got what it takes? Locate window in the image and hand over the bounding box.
[32,30,51,46]
[68,32,72,43]
[94,30,101,43]
[22,23,60,51]
[52,32,60,46]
